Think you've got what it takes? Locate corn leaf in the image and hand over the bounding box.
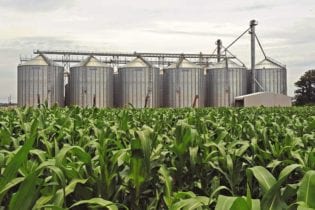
[215,195,260,210]
[8,173,38,210]
[0,119,38,196]
[297,170,315,208]
[247,166,276,193]
[70,198,118,210]
[0,177,24,195]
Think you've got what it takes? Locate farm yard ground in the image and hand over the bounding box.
[0,107,314,209]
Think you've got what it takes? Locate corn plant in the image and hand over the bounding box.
[0,106,314,209]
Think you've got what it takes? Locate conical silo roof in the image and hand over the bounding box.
[20,54,57,66]
[255,58,284,69]
[76,56,109,67]
[209,59,245,69]
[168,58,201,69]
[122,56,151,68]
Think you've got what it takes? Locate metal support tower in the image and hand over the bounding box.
[250,20,258,93]
[216,39,222,63]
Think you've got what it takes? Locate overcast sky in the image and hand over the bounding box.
[0,0,314,102]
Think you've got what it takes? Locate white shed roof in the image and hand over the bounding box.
[235,92,290,100]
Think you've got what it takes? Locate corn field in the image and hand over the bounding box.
[0,107,315,210]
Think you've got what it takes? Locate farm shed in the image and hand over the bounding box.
[234,92,292,107]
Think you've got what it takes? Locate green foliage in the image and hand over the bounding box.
[215,195,260,210]
[297,170,315,209]
[247,164,301,210]
[70,197,119,209]
[294,69,315,105]
[0,107,314,209]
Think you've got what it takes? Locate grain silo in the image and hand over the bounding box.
[255,58,287,95]
[69,56,114,107]
[65,83,70,106]
[118,56,160,108]
[159,69,164,107]
[163,57,205,108]
[113,72,120,107]
[206,59,247,107]
[17,54,64,107]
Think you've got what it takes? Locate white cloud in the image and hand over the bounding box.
[0,0,75,12]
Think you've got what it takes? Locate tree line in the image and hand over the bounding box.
[294,69,315,105]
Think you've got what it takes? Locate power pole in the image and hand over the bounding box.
[250,20,258,93]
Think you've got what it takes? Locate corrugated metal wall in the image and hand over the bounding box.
[206,67,247,107]
[255,68,287,95]
[118,67,160,108]
[69,66,114,107]
[17,65,64,107]
[163,68,205,108]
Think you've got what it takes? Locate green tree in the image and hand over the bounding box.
[294,69,315,105]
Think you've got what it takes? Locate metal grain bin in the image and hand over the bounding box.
[159,70,164,107]
[255,58,287,95]
[17,54,64,107]
[113,72,120,107]
[164,58,205,108]
[206,59,247,107]
[118,56,160,108]
[247,70,252,94]
[65,83,70,106]
[69,56,114,107]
